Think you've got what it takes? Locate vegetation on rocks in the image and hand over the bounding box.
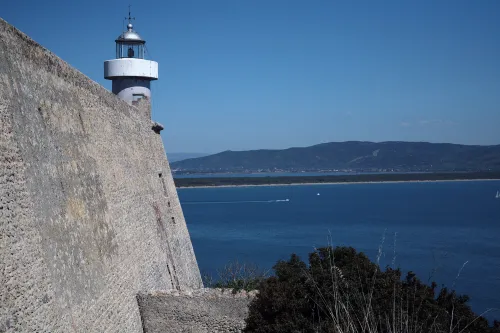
[243,246,499,333]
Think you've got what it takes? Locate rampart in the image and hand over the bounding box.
[0,17,202,332]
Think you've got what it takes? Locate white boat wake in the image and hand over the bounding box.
[182,199,290,205]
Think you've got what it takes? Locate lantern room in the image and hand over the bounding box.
[115,23,145,59]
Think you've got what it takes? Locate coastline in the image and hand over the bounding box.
[176,178,500,189]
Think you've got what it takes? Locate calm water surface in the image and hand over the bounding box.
[179,181,500,320]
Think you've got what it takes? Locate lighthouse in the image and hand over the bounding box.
[104,12,158,117]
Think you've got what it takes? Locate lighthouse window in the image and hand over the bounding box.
[116,43,144,59]
[132,93,145,105]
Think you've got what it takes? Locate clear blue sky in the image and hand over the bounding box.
[2,0,500,153]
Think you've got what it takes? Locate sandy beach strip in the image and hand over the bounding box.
[176,178,500,189]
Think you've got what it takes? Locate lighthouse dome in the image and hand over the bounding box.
[116,23,144,43]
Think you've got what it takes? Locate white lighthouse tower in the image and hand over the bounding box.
[104,11,158,115]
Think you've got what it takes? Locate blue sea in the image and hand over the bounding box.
[178,180,500,321]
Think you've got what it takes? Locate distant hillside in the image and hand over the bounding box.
[170,141,500,172]
[167,152,210,163]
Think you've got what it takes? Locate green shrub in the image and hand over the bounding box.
[244,246,499,333]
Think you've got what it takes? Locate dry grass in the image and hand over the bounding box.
[202,260,269,292]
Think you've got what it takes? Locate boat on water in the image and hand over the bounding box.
[496,191,500,199]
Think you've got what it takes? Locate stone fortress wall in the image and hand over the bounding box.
[0,17,204,332]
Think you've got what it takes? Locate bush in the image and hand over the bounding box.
[202,260,269,293]
[244,246,499,333]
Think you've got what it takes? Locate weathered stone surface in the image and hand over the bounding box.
[137,289,255,333]
[0,17,202,333]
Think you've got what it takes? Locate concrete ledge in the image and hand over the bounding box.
[137,289,257,333]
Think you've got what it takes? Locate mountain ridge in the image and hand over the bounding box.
[171,141,500,172]
[167,152,210,163]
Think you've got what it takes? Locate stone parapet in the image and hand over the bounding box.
[137,289,256,333]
